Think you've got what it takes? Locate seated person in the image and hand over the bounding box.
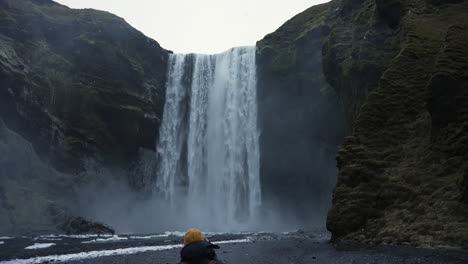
[180,229,223,264]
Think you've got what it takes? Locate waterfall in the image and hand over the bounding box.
[155,46,261,231]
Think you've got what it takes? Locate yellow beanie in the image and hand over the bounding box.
[183,228,204,246]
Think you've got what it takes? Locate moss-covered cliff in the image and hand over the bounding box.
[258,0,468,248]
[328,0,468,248]
[0,0,169,171]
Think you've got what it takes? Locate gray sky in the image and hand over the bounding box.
[55,0,329,54]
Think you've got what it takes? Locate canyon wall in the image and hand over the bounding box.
[0,0,169,234]
[259,0,468,247]
[0,0,169,172]
[256,3,345,226]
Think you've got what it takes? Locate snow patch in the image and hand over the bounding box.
[82,235,128,244]
[0,236,13,240]
[0,241,4,245]
[158,231,185,237]
[2,239,251,264]
[215,239,251,244]
[129,231,185,239]
[38,234,112,239]
[24,243,56,250]
[129,234,167,239]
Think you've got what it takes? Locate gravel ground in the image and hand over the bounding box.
[1,232,467,264]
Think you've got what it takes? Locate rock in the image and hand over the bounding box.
[325,0,468,248]
[375,0,403,28]
[0,0,169,172]
[0,117,70,235]
[427,0,463,6]
[463,169,468,203]
[0,0,169,235]
[256,2,345,223]
[61,216,114,235]
[259,0,468,249]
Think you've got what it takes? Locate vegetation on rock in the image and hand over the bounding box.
[258,0,468,248]
[327,0,468,248]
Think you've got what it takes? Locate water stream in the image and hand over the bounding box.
[156,46,260,230]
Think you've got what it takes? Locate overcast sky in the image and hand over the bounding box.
[55,0,329,54]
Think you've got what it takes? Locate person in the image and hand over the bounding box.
[179,228,223,264]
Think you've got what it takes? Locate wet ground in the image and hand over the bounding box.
[1,231,467,264]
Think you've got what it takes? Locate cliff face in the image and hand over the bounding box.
[327,0,468,248]
[258,0,468,248]
[0,117,70,235]
[0,0,169,234]
[256,4,345,223]
[0,0,169,171]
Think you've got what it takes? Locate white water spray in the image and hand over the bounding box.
[156,47,261,231]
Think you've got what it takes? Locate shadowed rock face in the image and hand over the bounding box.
[258,0,468,248]
[0,0,169,171]
[0,117,72,235]
[0,0,169,234]
[325,0,468,248]
[256,3,345,225]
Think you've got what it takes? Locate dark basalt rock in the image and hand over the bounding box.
[61,216,114,235]
[375,0,402,28]
[256,2,345,223]
[325,0,468,248]
[0,115,72,235]
[427,0,464,6]
[258,0,468,249]
[0,0,169,235]
[463,168,468,203]
[0,0,170,172]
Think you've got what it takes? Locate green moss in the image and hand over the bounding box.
[318,0,468,249]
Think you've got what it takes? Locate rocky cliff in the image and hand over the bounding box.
[0,0,169,171]
[327,0,468,248]
[258,0,468,248]
[0,0,169,234]
[256,3,345,224]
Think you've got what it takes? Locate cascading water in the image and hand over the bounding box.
[156,46,261,231]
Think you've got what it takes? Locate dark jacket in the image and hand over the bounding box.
[180,241,222,264]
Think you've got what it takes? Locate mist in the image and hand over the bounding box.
[74,161,335,234]
[74,160,318,234]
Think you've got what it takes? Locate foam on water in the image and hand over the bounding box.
[81,235,128,244]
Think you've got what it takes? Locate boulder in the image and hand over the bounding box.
[61,216,114,235]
